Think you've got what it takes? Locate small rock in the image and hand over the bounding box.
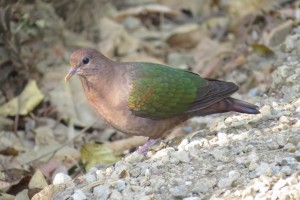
[93,185,110,200]
[85,173,96,183]
[171,150,190,163]
[279,116,291,124]
[273,179,287,190]
[184,140,201,151]
[228,170,240,181]
[260,105,274,120]
[259,175,272,186]
[294,150,300,161]
[267,140,280,150]
[144,169,151,177]
[247,152,260,163]
[283,143,297,152]
[281,157,298,166]
[217,132,228,145]
[193,178,212,193]
[110,190,123,200]
[280,166,292,176]
[183,197,201,200]
[170,185,188,197]
[130,185,142,192]
[276,134,287,147]
[178,139,189,151]
[144,186,153,195]
[52,173,72,185]
[170,157,180,164]
[211,149,230,162]
[256,162,273,177]
[129,168,141,177]
[217,178,234,189]
[71,189,87,200]
[140,177,150,187]
[124,152,144,163]
[116,180,126,191]
[248,162,259,171]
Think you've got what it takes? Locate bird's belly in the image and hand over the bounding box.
[95,105,180,138]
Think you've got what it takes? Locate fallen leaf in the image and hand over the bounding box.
[80,142,120,171]
[28,170,48,189]
[263,20,294,47]
[251,43,274,56]
[0,80,44,116]
[113,4,177,22]
[98,18,139,57]
[166,23,203,49]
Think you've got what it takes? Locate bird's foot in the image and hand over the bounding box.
[137,138,158,154]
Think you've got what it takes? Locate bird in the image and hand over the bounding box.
[65,48,260,152]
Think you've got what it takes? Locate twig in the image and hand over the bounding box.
[13,96,20,135]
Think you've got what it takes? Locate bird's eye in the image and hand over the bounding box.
[82,57,90,64]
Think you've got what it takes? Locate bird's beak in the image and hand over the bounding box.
[64,68,77,82]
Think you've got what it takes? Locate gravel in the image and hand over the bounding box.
[47,28,300,199]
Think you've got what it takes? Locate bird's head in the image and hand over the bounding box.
[65,48,110,82]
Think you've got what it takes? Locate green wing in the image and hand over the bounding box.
[128,63,208,119]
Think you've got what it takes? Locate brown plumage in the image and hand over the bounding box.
[65,48,260,139]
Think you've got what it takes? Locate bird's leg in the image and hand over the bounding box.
[137,138,157,154]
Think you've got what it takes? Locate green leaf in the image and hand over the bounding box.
[80,142,120,171]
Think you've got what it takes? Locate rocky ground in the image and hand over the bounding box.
[31,26,300,200]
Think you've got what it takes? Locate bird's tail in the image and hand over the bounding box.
[223,97,260,114]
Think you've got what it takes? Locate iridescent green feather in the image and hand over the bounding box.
[128,63,208,118]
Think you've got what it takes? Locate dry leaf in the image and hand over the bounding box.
[28,170,48,189]
[166,24,203,49]
[113,4,177,21]
[80,142,120,171]
[0,80,44,116]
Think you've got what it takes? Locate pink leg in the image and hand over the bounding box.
[137,138,157,154]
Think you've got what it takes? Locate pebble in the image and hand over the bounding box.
[217,178,234,189]
[228,170,240,181]
[273,179,287,190]
[52,173,72,185]
[178,139,189,151]
[116,180,126,191]
[171,150,190,163]
[279,116,291,124]
[105,167,113,176]
[124,152,144,163]
[217,132,228,146]
[211,149,230,162]
[110,190,123,199]
[260,105,274,120]
[247,152,260,163]
[93,185,110,200]
[280,166,292,175]
[294,150,300,161]
[193,178,211,193]
[85,173,96,183]
[281,157,298,166]
[170,185,189,197]
[256,162,273,177]
[71,189,87,200]
[184,140,201,151]
[276,134,287,147]
[129,168,141,177]
[183,197,201,200]
[144,168,151,177]
[283,143,297,152]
